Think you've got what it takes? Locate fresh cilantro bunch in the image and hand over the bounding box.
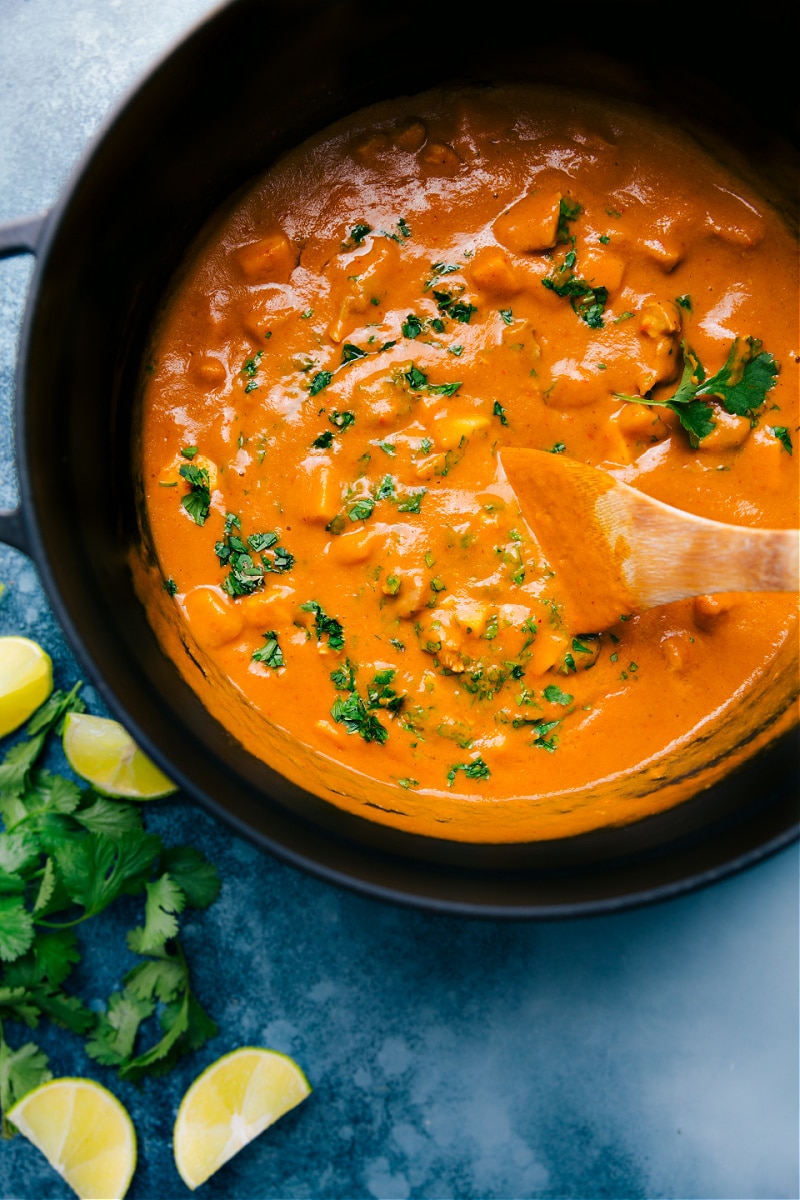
[617,335,779,446]
[0,685,220,1136]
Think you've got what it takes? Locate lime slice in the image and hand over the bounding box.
[173,1047,312,1190]
[0,635,53,738]
[62,711,177,799]
[7,1077,136,1200]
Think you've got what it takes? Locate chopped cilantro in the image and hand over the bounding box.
[330,410,356,430]
[312,430,335,449]
[301,601,345,650]
[572,638,593,655]
[432,289,477,323]
[349,498,375,522]
[309,370,333,396]
[499,308,514,325]
[397,777,418,789]
[676,294,693,311]
[163,578,178,596]
[402,313,425,339]
[542,258,608,328]
[242,352,262,377]
[398,217,412,239]
[404,364,428,390]
[341,343,367,363]
[771,426,793,454]
[549,442,566,454]
[343,222,371,249]
[375,475,396,500]
[252,631,284,668]
[397,489,426,514]
[180,446,198,460]
[493,400,509,426]
[330,661,357,692]
[424,262,460,290]
[556,196,581,243]
[178,463,211,526]
[331,693,387,744]
[378,440,396,456]
[543,684,573,705]
[447,757,491,787]
[426,380,462,396]
[599,234,610,245]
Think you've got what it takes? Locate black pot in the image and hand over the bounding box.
[1,0,797,916]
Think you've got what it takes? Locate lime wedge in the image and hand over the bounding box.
[62,712,177,799]
[173,1047,312,1190]
[0,635,53,738]
[7,1076,136,1200]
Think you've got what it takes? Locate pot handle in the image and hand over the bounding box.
[0,211,49,555]
[0,213,47,259]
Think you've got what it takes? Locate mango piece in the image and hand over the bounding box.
[183,587,243,650]
[467,248,520,297]
[493,191,561,253]
[235,230,297,284]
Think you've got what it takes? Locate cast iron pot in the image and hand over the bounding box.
[0,0,798,917]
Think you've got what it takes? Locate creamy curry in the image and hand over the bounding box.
[137,86,799,841]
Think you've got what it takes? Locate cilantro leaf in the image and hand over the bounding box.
[493,400,509,426]
[309,370,333,396]
[556,196,581,242]
[301,601,345,650]
[447,757,491,787]
[0,898,34,962]
[616,337,779,447]
[330,694,388,744]
[696,336,778,416]
[127,874,186,956]
[0,1038,51,1135]
[252,631,284,669]
[771,426,793,454]
[85,988,155,1067]
[179,463,211,526]
[158,846,220,910]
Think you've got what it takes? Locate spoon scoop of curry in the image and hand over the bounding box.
[500,448,800,633]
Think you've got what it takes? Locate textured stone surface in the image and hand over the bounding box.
[0,3,798,1198]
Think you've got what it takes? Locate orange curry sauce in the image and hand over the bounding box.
[137,87,799,841]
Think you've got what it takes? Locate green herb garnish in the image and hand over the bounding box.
[446,757,491,787]
[179,464,211,526]
[301,601,345,650]
[252,632,284,669]
[615,337,779,447]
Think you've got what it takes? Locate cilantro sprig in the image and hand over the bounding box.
[615,336,779,447]
[0,688,220,1134]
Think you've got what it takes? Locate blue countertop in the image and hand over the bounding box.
[1,3,798,1197]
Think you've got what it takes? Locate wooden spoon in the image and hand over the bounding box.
[500,447,800,632]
